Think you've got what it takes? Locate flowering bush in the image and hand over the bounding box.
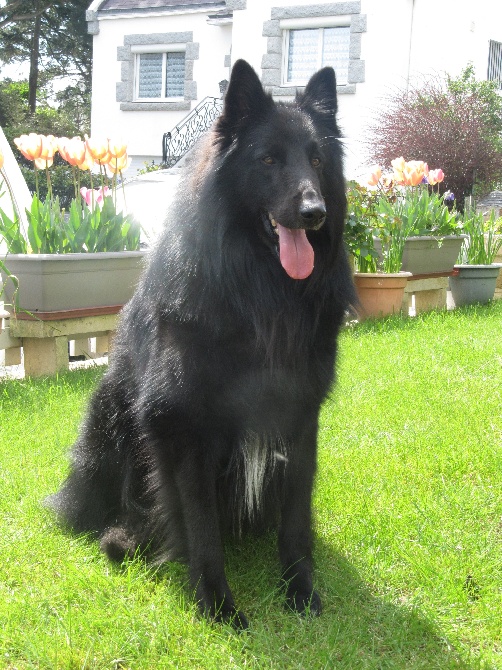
[366,66,502,205]
[0,133,140,254]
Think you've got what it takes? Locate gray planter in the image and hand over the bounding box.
[374,235,466,274]
[1,251,146,315]
[449,264,502,307]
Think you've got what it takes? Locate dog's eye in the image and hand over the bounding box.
[311,157,321,168]
[262,156,275,165]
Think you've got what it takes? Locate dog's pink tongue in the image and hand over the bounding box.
[276,223,314,279]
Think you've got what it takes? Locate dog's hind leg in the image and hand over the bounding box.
[278,416,322,616]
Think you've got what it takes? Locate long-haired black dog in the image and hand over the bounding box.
[49,59,355,628]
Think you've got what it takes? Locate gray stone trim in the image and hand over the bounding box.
[87,20,99,35]
[86,10,99,35]
[123,32,192,46]
[348,59,365,84]
[271,2,360,19]
[262,3,366,97]
[351,13,367,33]
[119,101,191,112]
[225,0,246,8]
[116,31,198,107]
[265,84,356,96]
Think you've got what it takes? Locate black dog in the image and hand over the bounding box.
[49,59,355,628]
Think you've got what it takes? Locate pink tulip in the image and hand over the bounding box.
[427,168,445,185]
[80,186,110,208]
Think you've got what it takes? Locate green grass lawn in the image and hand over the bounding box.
[1,302,501,669]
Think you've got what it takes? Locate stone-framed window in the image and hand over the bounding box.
[262,2,366,97]
[488,39,502,89]
[116,32,199,111]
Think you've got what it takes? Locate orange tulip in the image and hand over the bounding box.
[77,145,95,172]
[0,147,4,170]
[33,134,57,168]
[108,138,128,159]
[390,156,406,184]
[401,160,428,186]
[59,136,87,167]
[107,152,131,175]
[14,133,43,161]
[85,135,110,163]
[367,165,382,186]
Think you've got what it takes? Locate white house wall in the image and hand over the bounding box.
[90,0,502,178]
[90,10,231,165]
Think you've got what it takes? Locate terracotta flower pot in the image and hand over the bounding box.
[354,272,412,319]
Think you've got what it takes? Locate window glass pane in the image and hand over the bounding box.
[322,27,350,85]
[138,53,163,98]
[287,29,319,82]
[166,52,185,97]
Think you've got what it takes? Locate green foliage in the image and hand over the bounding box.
[137,160,167,175]
[344,181,379,272]
[377,187,462,238]
[345,181,463,273]
[21,159,92,210]
[458,210,502,264]
[0,192,141,254]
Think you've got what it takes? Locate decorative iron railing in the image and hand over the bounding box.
[162,96,224,166]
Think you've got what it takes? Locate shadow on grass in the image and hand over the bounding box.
[46,517,487,668]
[221,532,478,669]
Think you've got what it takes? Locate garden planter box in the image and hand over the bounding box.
[354,272,412,319]
[449,264,502,307]
[1,251,146,317]
[373,236,466,275]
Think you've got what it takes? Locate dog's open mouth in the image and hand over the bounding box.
[264,212,315,280]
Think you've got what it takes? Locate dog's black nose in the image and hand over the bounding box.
[299,202,326,228]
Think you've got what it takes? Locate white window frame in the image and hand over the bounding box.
[132,43,186,102]
[280,17,350,87]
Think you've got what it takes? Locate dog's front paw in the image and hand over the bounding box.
[196,589,249,630]
[285,587,322,617]
[213,605,249,630]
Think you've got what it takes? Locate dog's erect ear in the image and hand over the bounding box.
[298,67,339,133]
[215,60,274,147]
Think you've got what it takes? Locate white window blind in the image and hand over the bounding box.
[138,53,163,98]
[137,52,185,99]
[165,52,185,97]
[285,26,350,85]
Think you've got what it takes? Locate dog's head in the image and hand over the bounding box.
[214,59,344,280]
